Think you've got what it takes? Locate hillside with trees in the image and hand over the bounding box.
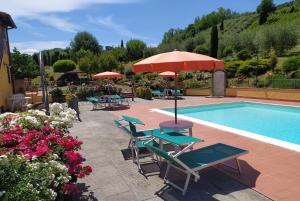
[13,0,300,90]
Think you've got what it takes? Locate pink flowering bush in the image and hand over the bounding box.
[0,104,92,200]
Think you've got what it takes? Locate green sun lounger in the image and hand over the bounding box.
[152,90,165,98]
[114,115,187,133]
[128,121,160,171]
[145,141,248,195]
[87,96,117,110]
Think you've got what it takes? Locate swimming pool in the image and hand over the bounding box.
[156,102,300,152]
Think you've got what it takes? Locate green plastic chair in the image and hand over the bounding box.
[145,141,248,196]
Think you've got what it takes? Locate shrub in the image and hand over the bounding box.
[225,61,244,78]
[193,45,209,55]
[0,105,92,199]
[226,59,270,77]
[76,87,94,101]
[53,60,76,73]
[50,88,64,103]
[236,50,252,60]
[135,87,152,100]
[281,56,300,73]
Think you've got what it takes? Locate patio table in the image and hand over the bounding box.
[159,120,193,136]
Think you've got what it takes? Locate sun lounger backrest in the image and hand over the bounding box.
[129,121,138,137]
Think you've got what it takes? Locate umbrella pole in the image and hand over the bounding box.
[175,72,178,124]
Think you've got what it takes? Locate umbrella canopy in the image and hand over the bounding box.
[133,50,224,72]
[159,71,176,78]
[93,71,122,79]
[132,50,225,124]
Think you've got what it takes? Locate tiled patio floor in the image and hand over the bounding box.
[110,97,300,201]
[70,100,271,201]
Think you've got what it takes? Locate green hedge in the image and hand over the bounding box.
[53,59,76,73]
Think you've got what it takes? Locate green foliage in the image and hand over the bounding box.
[126,39,146,60]
[194,7,236,32]
[50,88,64,103]
[0,155,69,201]
[225,59,271,77]
[210,25,218,58]
[70,31,101,54]
[110,47,127,62]
[143,47,159,58]
[193,45,209,54]
[237,50,252,60]
[98,52,119,71]
[135,87,152,100]
[281,56,300,72]
[78,56,101,74]
[182,79,210,89]
[269,52,278,71]
[257,0,276,24]
[53,59,76,73]
[76,86,94,101]
[11,48,39,79]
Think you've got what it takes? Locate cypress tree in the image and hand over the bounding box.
[121,40,124,48]
[220,21,224,32]
[210,25,218,58]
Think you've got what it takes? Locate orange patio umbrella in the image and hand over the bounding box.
[93,71,122,79]
[159,71,176,78]
[132,50,224,123]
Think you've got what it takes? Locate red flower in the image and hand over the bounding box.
[84,165,92,175]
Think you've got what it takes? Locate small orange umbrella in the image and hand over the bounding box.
[159,71,176,78]
[93,71,122,79]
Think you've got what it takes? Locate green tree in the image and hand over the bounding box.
[70,32,102,54]
[98,53,119,72]
[257,0,276,24]
[121,40,124,48]
[143,47,159,58]
[193,45,209,55]
[126,39,146,61]
[53,59,76,73]
[11,48,39,79]
[210,25,218,58]
[110,47,127,62]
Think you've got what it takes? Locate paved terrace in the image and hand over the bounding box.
[69,97,282,201]
[109,97,300,201]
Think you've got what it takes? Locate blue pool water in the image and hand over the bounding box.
[163,102,300,145]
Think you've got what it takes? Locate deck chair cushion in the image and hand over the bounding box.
[177,143,247,169]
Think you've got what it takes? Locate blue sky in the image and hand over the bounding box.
[1,0,291,54]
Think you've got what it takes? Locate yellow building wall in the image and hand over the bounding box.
[0,27,13,110]
[185,88,211,96]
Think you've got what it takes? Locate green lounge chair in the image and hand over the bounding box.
[114,115,187,133]
[128,121,160,171]
[145,141,248,196]
[152,90,165,98]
